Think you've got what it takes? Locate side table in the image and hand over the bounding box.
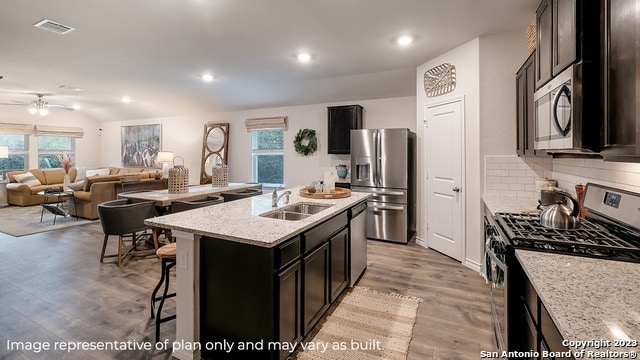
[37,190,78,225]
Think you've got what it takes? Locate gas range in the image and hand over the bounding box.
[494,183,640,263]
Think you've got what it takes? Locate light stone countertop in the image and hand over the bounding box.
[145,187,370,248]
[482,194,540,215]
[483,194,640,358]
[516,250,640,357]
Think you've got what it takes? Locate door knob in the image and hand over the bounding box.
[452,187,461,192]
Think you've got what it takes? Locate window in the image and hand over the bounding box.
[38,135,75,169]
[0,134,29,178]
[251,130,284,186]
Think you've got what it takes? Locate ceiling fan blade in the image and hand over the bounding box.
[0,102,27,106]
[11,99,30,105]
[47,103,74,111]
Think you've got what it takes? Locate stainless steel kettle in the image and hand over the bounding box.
[539,190,581,230]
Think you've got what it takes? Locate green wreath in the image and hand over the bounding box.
[293,129,318,155]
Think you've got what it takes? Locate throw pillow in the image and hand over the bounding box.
[75,167,87,181]
[68,180,84,191]
[86,168,110,177]
[14,172,42,187]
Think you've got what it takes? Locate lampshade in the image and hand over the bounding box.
[0,146,8,159]
[157,151,175,163]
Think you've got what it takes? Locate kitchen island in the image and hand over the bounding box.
[146,187,370,360]
[482,195,640,359]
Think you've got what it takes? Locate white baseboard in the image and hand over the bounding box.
[415,235,427,248]
[464,258,481,273]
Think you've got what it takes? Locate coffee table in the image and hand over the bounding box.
[37,190,78,224]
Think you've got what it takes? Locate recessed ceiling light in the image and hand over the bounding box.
[297,52,312,63]
[72,104,81,110]
[121,96,131,103]
[396,35,414,47]
[201,73,215,82]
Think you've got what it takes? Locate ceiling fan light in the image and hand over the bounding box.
[39,108,48,116]
[28,107,38,115]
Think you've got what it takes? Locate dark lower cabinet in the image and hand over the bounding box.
[511,260,573,360]
[329,228,349,302]
[200,210,351,360]
[303,242,330,335]
[278,260,301,360]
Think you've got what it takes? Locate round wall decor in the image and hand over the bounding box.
[294,128,317,155]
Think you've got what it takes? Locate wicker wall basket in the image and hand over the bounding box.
[526,20,536,54]
[168,156,189,194]
[212,164,228,187]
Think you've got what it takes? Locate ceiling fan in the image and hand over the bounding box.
[0,93,74,116]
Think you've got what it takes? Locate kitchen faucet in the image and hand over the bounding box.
[272,187,291,207]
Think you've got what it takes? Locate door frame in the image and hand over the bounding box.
[423,96,466,262]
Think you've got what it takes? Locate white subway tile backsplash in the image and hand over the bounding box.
[484,155,553,199]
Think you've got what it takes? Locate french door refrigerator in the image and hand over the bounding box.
[351,128,416,244]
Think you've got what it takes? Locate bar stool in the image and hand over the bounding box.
[150,242,176,342]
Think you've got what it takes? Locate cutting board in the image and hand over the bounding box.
[299,187,351,199]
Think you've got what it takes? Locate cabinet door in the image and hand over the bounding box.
[278,261,302,360]
[328,105,363,154]
[536,0,553,89]
[303,242,330,335]
[552,0,577,75]
[516,60,528,156]
[329,228,349,302]
[602,0,640,159]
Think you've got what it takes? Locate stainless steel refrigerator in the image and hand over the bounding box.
[351,128,416,244]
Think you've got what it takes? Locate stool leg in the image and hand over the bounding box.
[150,259,168,319]
[100,234,109,262]
[156,259,176,342]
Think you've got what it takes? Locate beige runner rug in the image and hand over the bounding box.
[295,286,423,360]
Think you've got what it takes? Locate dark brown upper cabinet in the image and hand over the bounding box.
[517,52,547,157]
[327,105,363,154]
[535,0,600,90]
[601,0,640,161]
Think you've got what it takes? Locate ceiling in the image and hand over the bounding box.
[0,0,539,122]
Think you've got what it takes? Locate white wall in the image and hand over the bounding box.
[416,31,528,269]
[416,38,481,268]
[0,107,102,169]
[98,96,416,186]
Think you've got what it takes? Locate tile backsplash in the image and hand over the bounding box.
[485,155,640,198]
[484,156,553,199]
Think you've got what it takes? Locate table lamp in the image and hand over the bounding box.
[157,151,174,179]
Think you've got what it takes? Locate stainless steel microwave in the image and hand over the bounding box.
[533,63,601,152]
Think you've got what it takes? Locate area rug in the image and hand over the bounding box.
[0,204,96,237]
[295,286,423,360]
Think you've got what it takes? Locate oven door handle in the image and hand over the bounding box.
[486,243,506,270]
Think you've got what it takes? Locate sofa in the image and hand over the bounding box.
[6,167,167,219]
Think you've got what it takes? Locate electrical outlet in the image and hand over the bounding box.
[177,249,188,270]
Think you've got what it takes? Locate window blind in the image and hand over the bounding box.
[0,123,33,134]
[245,116,287,132]
[34,125,84,138]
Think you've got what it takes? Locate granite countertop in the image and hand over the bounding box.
[145,186,370,248]
[516,250,640,357]
[483,194,640,357]
[482,194,540,215]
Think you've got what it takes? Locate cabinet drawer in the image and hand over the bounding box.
[303,212,348,253]
[277,236,301,270]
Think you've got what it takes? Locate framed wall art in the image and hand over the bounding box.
[121,124,161,167]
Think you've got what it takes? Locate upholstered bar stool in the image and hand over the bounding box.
[150,242,176,342]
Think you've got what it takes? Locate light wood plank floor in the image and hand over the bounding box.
[0,220,495,359]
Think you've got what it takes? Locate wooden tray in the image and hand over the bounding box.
[299,187,351,199]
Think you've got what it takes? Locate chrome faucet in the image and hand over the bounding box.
[272,188,291,207]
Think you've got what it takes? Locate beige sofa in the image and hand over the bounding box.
[6,167,167,219]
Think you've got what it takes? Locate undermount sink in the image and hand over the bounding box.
[259,210,310,221]
[259,202,333,221]
[282,202,332,215]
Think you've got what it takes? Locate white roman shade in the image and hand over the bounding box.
[245,116,287,132]
[0,123,33,134]
[34,125,84,138]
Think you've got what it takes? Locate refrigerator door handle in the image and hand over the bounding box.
[376,130,382,186]
[371,190,405,197]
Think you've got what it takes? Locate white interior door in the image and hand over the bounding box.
[425,98,464,261]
